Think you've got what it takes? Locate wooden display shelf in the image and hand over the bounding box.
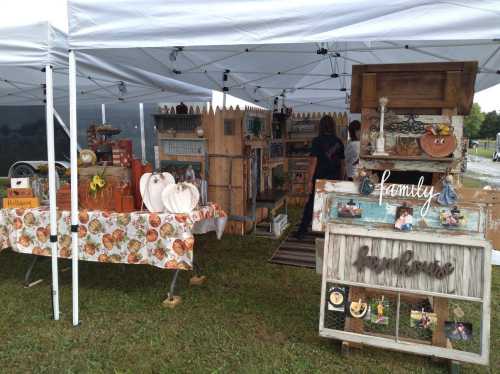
[286,137,314,142]
[361,154,456,162]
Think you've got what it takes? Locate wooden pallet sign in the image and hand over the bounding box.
[319,223,492,366]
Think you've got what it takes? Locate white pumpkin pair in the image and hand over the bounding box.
[139,172,199,214]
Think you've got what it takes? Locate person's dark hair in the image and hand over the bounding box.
[318,115,337,136]
[348,120,361,141]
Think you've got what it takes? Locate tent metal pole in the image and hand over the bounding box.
[54,109,82,152]
[139,102,146,163]
[101,103,106,124]
[45,64,60,321]
[69,50,80,326]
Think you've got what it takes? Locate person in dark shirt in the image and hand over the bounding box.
[296,115,345,239]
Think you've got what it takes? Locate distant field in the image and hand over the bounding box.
[470,147,495,159]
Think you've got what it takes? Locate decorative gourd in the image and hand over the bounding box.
[161,182,200,214]
[139,172,175,213]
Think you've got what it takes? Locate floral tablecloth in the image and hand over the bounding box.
[0,203,227,270]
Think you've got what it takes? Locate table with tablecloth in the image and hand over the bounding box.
[0,203,227,271]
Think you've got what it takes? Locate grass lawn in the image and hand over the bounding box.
[470,147,495,159]
[0,209,498,373]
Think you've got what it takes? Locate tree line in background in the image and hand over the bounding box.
[464,103,500,139]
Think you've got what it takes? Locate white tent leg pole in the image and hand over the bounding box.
[45,64,60,321]
[101,103,106,124]
[139,102,146,163]
[69,51,80,326]
[54,109,82,152]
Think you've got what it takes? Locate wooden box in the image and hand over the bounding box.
[56,183,71,210]
[78,166,131,211]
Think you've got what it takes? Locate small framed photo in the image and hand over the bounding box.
[440,206,466,227]
[445,321,473,341]
[410,309,438,331]
[327,286,346,312]
[395,204,413,231]
[370,297,389,325]
[337,199,362,218]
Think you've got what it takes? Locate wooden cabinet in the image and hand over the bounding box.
[350,61,477,182]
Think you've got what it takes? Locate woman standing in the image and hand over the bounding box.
[296,115,345,239]
[344,120,361,181]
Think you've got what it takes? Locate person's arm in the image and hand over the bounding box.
[307,156,317,193]
[340,159,346,180]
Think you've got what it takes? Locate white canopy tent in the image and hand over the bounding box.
[66,0,500,325]
[0,21,211,324]
[67,1,500,111]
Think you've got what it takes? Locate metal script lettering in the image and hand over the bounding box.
[353,245,454,279]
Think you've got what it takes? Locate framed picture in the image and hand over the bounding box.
[410,309,438,331]
[445,321,473,341]
[440,206,466,227]
[337,199,362,218]
[395,204,413,231]
[370,297,389,325]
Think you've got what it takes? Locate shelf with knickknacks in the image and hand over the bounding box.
[77,121,142,212]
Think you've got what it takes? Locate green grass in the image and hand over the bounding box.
[470,147,495,159]
[0,209,498,373]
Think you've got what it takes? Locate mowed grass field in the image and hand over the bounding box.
[0,209,498,373]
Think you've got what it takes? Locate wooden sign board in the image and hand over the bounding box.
[324,225,489,300]
[319,223,492,365]
[3,197,39,209]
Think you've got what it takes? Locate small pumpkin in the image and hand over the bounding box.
[161,182,200,214]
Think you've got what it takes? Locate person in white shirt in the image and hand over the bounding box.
[344,120,361,181]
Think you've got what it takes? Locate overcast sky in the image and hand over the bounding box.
[4,0,500,113]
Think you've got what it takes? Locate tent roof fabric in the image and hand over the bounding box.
[67,1,500,111]
[0,22,211,106]
[68,0,500,49]
[76,40,500,111]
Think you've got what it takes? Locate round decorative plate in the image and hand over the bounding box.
[420,134,457,158]
[79,149,97,166]
[139,172,175,213]
[329,288,344,307]
[349,301,368,319]
[161,182,200,214]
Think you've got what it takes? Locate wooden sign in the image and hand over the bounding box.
[3,197,40,209]
[320,223,492,365]
[324,224,489,300]
[7,188,33,198]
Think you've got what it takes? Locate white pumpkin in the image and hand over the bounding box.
[139,172,175,212]
[161,182,200,214]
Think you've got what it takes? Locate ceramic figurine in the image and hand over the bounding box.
[437,175,458,206]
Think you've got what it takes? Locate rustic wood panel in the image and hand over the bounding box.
[324,224,489,300]
[351,62,477,115]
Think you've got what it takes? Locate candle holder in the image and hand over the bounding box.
[373,97,389,156]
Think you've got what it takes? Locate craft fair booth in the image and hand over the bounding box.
[154,104,348,235]
[0,21,221,325]
[309,60,498,367]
